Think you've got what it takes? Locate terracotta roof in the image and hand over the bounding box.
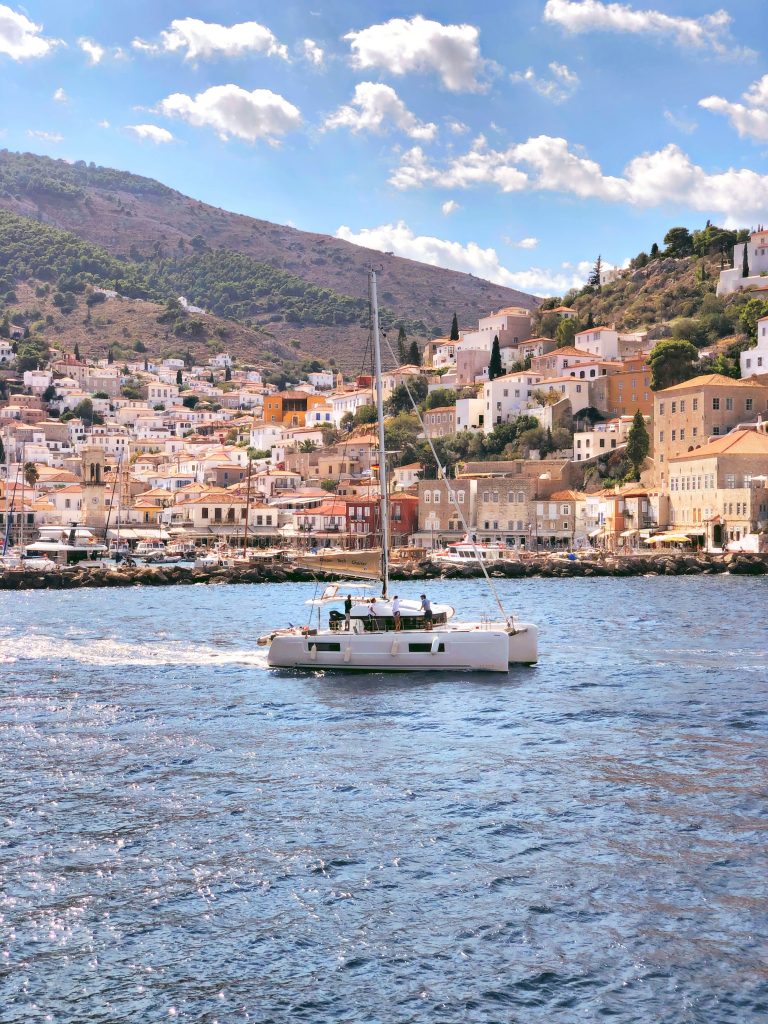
[670,428,768,460]
[659,374,768,393]
[548,489,585,500]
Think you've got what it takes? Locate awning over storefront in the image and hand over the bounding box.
[589,527,604,538]
[684,530,706,537]
[645,533,692,544]
[619,529,638,538]
[107,527,170,541]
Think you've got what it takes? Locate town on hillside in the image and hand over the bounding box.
[2,229,768,563]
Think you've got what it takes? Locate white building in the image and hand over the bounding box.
[717,230,768,296]
[741,315,768,378]
[0,340,15,365]
[573,416,635,462]
[482,372,544,434]
[455,397,485,431]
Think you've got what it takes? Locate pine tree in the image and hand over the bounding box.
[407,340,421,366]
[588,255,602,291]
[626,410,650,480]
[742,241,750,278]
[488,335,503,380]
[650,242,660,259]
[397,326,408,364]
[450,312,459,341]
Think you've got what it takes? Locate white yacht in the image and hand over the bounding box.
[431,537,506,565]
[24,526,108,566]
[262,270,538,672]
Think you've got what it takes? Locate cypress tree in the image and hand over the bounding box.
[176,368,183,385]
[450,312,459,341]
[107,347,114,364]
[488,335,503,380]
[585,310,595,329]
[0,436,5,464]
[407,340,421,366]
[74,342,81,361]
[742,241,750,278]
[397,326,408,364]
[626,410,650,480]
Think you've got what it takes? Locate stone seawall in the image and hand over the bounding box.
[1,553,766,591]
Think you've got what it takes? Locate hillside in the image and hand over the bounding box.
[0,150,538,367]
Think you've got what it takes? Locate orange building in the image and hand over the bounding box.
[605,354,654,418]
[263,390,327,427]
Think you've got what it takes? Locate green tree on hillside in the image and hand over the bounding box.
[24,462,39,487]
[555,317,578,347]
[407,340,421,366]
[742,242,750,278]
[663,227,694,258]
[738,298,768,340]
[450,312,459,341]
[626,410,650,480]
[176,368,183,385]
[648,339,700,391]
[424,388,457,410]
[488,336,503,380]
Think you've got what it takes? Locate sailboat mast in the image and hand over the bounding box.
[370,269,390,598]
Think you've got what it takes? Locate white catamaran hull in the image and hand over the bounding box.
[267,623,537,672]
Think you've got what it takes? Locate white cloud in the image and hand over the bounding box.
[663,109,697,134]
[135,17,288,61]
[510,61,580,103]
[27,129,63,143]
[441,199,460,215]
[302,38,323,66]
[543,0,751,58]
[158,84,301,144]
[98,119,110,129]
[345,15,486,91]
[0,4,60,59]
[447,119,469,134]
[127,123,174,144]
[52,87,67,103]
[700,74,768,141]
[78,37,104,64]
[324,82,437,140]
[335,220,587,295]
[509,236,539,249]
[390,133,768,221]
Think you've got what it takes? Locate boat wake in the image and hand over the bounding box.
[0,634,270,669]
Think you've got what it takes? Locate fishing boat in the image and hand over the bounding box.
[262,269,538,672]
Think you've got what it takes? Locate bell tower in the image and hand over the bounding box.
[80,445,109,529]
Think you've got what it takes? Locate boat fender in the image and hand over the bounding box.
[310,644,317,661]
[430,636,440,656]
[390,640,399,656]
[343,645,351,663]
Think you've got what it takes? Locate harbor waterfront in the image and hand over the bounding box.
[2,577,767,1023]
[0,551,766,590]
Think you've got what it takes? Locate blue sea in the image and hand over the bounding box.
[1,577,766,1023]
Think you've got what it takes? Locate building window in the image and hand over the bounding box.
[725,397,733,411]
[746,398,753,411]
[201,507,208,519]
[712,397,720,410]
[433,491,440,504]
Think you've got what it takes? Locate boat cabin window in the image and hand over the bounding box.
[408,642,445,653]
[310,642,341,652]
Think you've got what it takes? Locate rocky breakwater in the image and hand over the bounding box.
[0,553,766,591]
[392,552,768,581]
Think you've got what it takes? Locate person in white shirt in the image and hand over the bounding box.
[391,595,401,631]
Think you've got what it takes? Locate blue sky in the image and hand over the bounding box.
[1,1,768,295]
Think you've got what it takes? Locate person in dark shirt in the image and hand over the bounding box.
[344,594,352,631]
[420,594,433,630]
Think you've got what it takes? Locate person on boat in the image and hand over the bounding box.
[344,594,352,631]
[367,599,379,632]
[391,595,402,631]
[420,594,433,630]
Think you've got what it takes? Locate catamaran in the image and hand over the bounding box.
[262,270,538,672]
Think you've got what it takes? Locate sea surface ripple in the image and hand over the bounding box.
[1,577,766,1023]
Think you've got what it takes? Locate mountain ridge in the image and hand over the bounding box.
[0,150,538,367]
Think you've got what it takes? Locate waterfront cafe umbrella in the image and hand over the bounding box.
[645,533,692,544]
